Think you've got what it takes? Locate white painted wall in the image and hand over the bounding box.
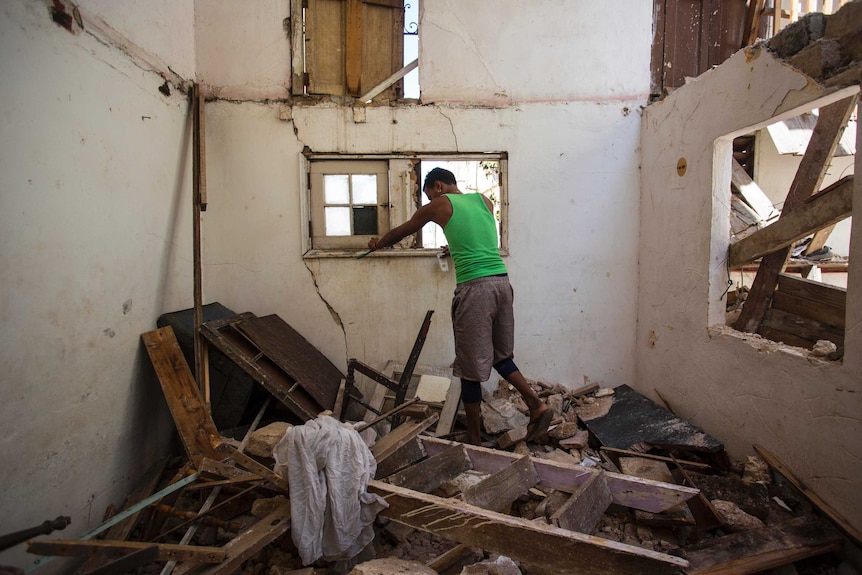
[639,46,862,533]
[0,2,193,571]
[200,0,651,399]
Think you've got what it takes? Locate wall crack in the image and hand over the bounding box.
[303,259,348,361]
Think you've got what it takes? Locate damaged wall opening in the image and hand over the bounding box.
[302,153,508,256]
[717,93,856,358]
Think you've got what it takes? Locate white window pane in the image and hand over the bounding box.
[352,174,378,204]
[325,207,351,236]
[324,175,350,204]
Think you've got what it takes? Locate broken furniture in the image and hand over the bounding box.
[200,312,342,422]
[340,310,434,424]
[371,435,697,574]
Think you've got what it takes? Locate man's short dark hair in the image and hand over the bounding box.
[424,167,457,190]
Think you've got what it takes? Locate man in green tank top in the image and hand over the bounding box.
[368,168,551,445]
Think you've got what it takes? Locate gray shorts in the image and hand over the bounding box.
[451,275,514,382]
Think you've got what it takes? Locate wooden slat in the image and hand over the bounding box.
[306,0,347,96]
[385,444,472,493]
[141,327,222,467]
[685,515,844,574]
[419,436,699,514]
[360,0,403,100]
[435,377,460,438]
[369,480,689,574]
[27,540,225,563]
[461,455,538,513]
[777,273,847,308]
[734,95,857,333]
[728,175,853,267]
[757,324,821,349]
[372,413,439,463]
[550,471,613,534]
[770,291,845,329]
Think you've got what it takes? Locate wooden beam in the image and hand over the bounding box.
[27,540,225,563]
[778,272,847,308]
[418,436,698,513]
[345,0,363,96]
[141,327,222,467]
[385,444,472,493]
[760,308,844,346]
[734,95,857,333]
[728,175,853,267]
[685,515,844,574]
[369,480,689,574]
[550,471,613,534]
[754,444,862,545]
[192,83,208,406]
[461,455,539,513]
[359,58,418,103]
[372,413,439,463]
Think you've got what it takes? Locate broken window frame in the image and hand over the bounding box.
[291,0,406,100]
[301,152,509,258]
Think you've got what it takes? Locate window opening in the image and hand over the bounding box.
[418,160,502,249]
[720,97,855,359]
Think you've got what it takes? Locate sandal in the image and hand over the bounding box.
[524,408,553,442]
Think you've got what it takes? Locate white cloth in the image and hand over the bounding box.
[273,415,388,565]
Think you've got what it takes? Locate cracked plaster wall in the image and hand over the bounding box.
[198,0,654,396]
[638,45,862,533]
[0,1,192,571]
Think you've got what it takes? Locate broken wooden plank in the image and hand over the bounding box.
[734,95,857,333]
[375,437,426,480]
[385,444,472,493]
[728,175,853,268]
[419,436,699,513]
[369,480,689,574]
[771,290,846,328]
[27,540,225,563]
[754,444,862,545]
[619,457,695,527]
[685,515,844,574]
[600,447,712,471]
[425,543,476,573]
[777,272,847,308]
[372,413,439,463]
[189,502,292,575]
[141,327,223,467]
[550,471,613,534]
[461,455,538,513]
[196,458,261,483]
[435,377,461,437]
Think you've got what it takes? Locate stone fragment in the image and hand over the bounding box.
[247,422,292,458]
[459,555,522,575]
[481,397,529,434]
[558,429,589,450]
[548,422,579,440]
[438,470,487,498]
[594,387,615,398]
[712,499,766,532]
[536,449,580,466]
[742,455,771,485]
[811,339,838,356]
[349,558,437,575]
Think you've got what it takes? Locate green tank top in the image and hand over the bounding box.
[443,193,507,284]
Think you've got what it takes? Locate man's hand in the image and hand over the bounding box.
[368,237,380,251]
[439,245,450,258]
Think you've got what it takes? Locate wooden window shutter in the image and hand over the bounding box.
[302,0,404,98]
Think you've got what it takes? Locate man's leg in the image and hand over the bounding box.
[460,378,483,445]
[494,359,550,439]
